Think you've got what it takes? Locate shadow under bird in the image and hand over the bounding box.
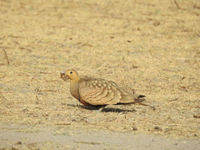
[60,69,155,111]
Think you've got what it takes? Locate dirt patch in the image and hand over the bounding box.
[0,123,199,150]
[0,0,200,149]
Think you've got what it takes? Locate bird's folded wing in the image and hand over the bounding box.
[79,79,121,105]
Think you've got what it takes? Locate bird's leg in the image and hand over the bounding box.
[98,105,107,112]
[98,105,118,112]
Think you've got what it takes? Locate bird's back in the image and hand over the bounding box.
[77,76,143,106]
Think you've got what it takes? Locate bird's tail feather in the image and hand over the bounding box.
[133,95,156,110]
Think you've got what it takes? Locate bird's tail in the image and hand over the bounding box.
[133,95,155,110]
[134,94,146,103]
[137,95,146,99]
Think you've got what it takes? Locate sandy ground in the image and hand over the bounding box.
[0,0,200,149]
[0,123,200,150]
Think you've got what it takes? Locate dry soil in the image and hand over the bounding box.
[0,0,200,149]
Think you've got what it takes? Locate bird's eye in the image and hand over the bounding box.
[70,71,73,74]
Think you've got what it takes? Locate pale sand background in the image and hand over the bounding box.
[0,0,200,149]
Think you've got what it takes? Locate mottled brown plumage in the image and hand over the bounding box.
[60,69,154,109]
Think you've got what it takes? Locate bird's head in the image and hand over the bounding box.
[60,69,79,81]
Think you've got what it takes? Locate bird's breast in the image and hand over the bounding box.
[70,81,80,100]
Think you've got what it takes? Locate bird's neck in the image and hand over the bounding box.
[70,80,80,100]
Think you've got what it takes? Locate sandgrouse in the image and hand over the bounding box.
[60,69,154,109]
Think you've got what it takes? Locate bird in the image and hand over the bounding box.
[60,69,155,110]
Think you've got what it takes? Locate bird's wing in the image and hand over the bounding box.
[79,78,122,105]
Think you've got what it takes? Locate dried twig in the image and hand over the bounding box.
[0,73,5,79]
[2,48,10,65]
[56,122,71,125]
[173,0,181,9]
[0,91,8,102]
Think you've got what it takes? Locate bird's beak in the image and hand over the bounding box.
[60,71,69,81]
